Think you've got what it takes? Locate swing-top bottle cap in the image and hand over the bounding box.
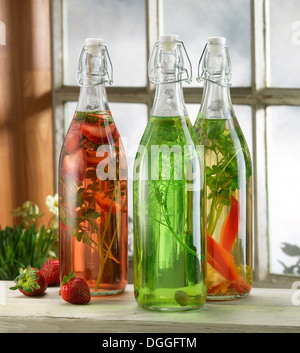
[159,34,179,42]
[84,38,105,55]
[198,36,231,86]
[206,37,227,55]
[78,38,113,86]
[85,38,104,46]
[149,33,192,84]
[207,37,226,46]
[158,34,180,51]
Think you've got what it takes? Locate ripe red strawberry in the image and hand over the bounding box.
[64,123,81,154]
[95,192,124,213]
[86,150,104,166]
[59,271,91,305]
[39,259,60,286]
[10,266,48,296]
[62,148,87,184]
[80,122,117,143]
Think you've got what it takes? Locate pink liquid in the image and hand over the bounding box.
[59,111,128,296]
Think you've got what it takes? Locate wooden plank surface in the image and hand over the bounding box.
[0,282,299,333]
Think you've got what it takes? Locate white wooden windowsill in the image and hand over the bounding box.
[0,282,299,333]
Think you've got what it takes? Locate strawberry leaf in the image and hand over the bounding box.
[62,271,75,285]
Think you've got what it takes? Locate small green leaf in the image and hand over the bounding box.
[76,193,84,207]
[82,232,91,246]
[76,232,83,242]
[85,210,101,219]
[62,271,75,285]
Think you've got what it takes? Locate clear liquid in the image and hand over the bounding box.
[194,117,252,300]
[133,115,206,311]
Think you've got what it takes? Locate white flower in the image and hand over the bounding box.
[46,194,59,216]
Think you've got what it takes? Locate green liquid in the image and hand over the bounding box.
[133,116,206,311]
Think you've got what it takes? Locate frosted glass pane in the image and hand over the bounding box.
[63,0,147,87]
[268,106,300,275]
[162,0,251,87]
[269,0,300,87]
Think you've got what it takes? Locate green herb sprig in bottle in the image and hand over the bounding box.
[133,34,206,311]
[194,37,253,300]
[58,38,128,297]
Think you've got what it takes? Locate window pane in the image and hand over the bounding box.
[267,106,300,275]
[64,101,148,258]
[62,0,147,87]
[64,102,77,133]
[111,103,148,258]
[186,104,199,126]
[162,0,251,87]
[269,0,300,87]
[234,105,253,157]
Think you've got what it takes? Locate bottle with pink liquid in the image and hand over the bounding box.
[58,38,128,296]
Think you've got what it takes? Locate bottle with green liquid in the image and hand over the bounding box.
[133,34,206,311]
[194,37,253,300]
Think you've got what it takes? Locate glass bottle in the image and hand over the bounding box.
[133,34,206,311]
[58,38,128,296]
[194,37,253,300]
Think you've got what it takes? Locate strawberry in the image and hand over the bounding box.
[106,123,118,138]
[62,148,87,184]
[59,271,91,305]
[88,111,112,120]
[95,192,126,214]
[86,150,107,166]
[39,259,60,286]
[80,122,117,144]
[64,123,81,154]
[10,266,48,296]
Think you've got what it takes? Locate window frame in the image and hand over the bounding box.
[50,0,300,288]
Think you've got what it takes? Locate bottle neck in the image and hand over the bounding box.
[198,44,233,120]
[199,79,233,120]
[151,81,187,118]
[77,83,109,112]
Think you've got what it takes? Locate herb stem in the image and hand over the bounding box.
[59,204,75,218]
[163,178,199,257]
[95,185,117,291]
[103,194,127,265]
[207,198,216,235]
[59,178,76,195]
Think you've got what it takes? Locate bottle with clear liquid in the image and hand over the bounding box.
[58,38,128,296]
[133,34,206,311]
[194,37,252,300]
